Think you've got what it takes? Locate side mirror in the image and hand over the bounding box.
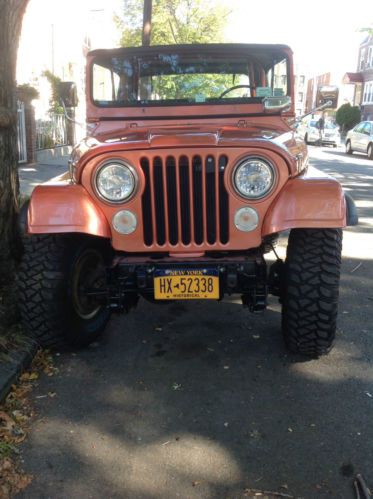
[57,81,78,108]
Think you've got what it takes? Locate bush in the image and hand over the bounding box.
[336,103,361,133]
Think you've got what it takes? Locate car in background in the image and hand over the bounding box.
[345,121,373,159]
[297,118,340,147]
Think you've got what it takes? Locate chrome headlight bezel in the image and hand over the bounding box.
[94,159,138,204]
[233,156,276,200]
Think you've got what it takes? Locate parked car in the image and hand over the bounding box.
[18,43,357,358]
[297,118,340,147]
[345,121,373,159]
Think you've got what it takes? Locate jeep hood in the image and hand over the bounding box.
[72,124,306,178]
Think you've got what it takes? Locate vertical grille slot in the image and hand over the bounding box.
[192,155,204,245]
[153,157,166,245]
[140,152,230,248]
[140,158,153,246]
[179,156,191,245]
[205,155,216,244]
[165,156,178,245]
[218,155,229,244]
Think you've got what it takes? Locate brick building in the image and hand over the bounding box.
[305,73,331,113]
[344,35,373,120]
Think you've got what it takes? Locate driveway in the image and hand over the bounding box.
[17,146,373,499]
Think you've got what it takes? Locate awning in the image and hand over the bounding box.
[343,72,363,84]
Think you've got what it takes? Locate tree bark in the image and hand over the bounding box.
[142,0,152,46]
[0,0,29,285]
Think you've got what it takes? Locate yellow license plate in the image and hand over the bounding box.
[154,270,219,300]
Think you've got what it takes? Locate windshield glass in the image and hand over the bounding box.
[324,122,337,129]
[91,49,290,107]
[308,120,337,129]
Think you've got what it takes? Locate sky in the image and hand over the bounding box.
[222,0,371,76]
[17,0,122,83]
[17,0,371,84]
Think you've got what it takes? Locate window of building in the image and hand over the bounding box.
[369,46,373,68]
[363,81,373,103]
[281,75,287,85]
[298,92,303,102]
[360,48,366,70]
[299,75,305,85]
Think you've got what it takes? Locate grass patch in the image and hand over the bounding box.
[0,324,34,365]
[0,442,17,459]
[0,281,34,362]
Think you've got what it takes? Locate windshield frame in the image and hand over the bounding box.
[87,44,295,119]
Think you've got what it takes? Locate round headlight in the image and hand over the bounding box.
[233,157,275,199]
[96,162,136,202]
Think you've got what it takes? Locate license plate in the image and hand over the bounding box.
[154,269,219,300]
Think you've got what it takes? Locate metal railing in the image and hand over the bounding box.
[17,100,27,163]
[36,114,68,150]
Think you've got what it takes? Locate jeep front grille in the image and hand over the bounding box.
[140,154,229,248]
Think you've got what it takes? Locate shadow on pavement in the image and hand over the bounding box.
[18,255,373,499]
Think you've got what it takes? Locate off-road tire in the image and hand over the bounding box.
[368,143,373,160]
[346,140,353,155]
[281,228,342,357]
[17,235,111,349]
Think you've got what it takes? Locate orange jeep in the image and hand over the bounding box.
[18,44,358,356]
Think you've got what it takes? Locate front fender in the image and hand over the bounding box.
[262,167,348,236]
[27,182,111,238]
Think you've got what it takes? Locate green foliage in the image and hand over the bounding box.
[42,70,63,114]
[114,0,232,100]
[336,103,361,133]
[0,442,16,458]
[359,24,373,36]
[17,84,39,101]
[115,0,230,47]
[150,73,240,100]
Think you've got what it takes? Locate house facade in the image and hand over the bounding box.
[344,35,373,120]
[305,71,355,115]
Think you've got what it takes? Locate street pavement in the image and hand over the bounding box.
[17,146,373,499]
[19,154,69,197]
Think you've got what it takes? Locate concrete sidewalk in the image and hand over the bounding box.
[19,146,71,197]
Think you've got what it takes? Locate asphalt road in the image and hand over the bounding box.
[18,146,373,499]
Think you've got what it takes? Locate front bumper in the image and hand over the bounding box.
[106,254,268,312]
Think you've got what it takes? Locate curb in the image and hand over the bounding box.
[0,339,38,402]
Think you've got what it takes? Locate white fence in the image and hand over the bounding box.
[36,114,68,150]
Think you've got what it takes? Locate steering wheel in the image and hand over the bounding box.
[218,84,253,99]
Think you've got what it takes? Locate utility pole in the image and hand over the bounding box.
[142,0,152,46]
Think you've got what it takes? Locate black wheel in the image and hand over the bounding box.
[346,140,353,155]
[17,235,111,348]
[281,228,342,357]
[368,143,373,160]
[304,133,309,145]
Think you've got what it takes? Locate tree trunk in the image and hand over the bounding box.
[0,0,29,285]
